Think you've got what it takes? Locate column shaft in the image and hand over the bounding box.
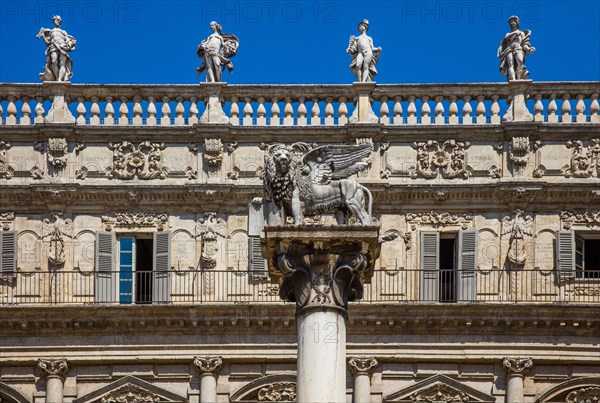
[506,374,524,403]
[200,374,218,403]
[45,376,63,403]
[352,374,371,403]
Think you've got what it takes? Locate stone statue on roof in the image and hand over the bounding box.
[37,15,76,82]
[347,19,382,82]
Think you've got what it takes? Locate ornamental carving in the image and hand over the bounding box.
[561,210,600,230]
[408,383,469,402]
[257,382,296,401]
[101,385,160,403]
[106,141,167,180]
[0,141,14,180]
[196,212,226,271]
[563,138,600,178]
[102,212,168,231]
[48,137,68,169]
[566,387,600,403]
[509,136,530,174]
[348,357,378,376]
[406,211,473,229]
[502,357,533,375]
[38,358,69,378]
[501,210,533,267]
[204,138,224,167]
[0,211,15,231]
[410,140,471,180]
[193,356,222,375]
[43,212,73,268]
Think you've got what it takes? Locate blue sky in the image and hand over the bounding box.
[0,0,599,84]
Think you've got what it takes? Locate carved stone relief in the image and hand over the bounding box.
[566,387,600,403]
[0,141,14,180]
[43,212,73,268]
[408,383,470,402]
[47,137,68,170]
[102,212,168,231]
[193,356,222,375]
[509,136,530,175]
[196,213,225,270]
[38,358,69,379]
[563,138,600,178]
[0,211,15,231]
[561,209,600,230]
[257,382,296,402]
[101,384,160,403]
[501,210,533,267]
[502,357,533,375]
[406,211,473,230]
[204,138,224,167]
[410,140,472,179]
[106,141,167,180]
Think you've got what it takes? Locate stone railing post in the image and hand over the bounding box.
[38,358,69,403]
[194,356,223,403]
[503,80,533,122]
[44,82,75,124]
[503,357,533,403]
[264,226,381,403]
[200,82,229,124]
[348,357,378,403]
[350,82,378,123]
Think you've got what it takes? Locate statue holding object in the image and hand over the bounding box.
[37,15,76,82]
[347,19,382,82]
[263,142,374,225]
[196,21,239,82]
[498,15,536,81]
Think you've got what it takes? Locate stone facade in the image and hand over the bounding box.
[0,81,599,402]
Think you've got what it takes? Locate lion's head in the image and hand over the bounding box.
[271,146,292,175]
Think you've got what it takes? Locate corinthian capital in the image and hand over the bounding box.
[348,357,378,377]
[194,356,223,375]
[38,358,69,378]
[502,357,533,375]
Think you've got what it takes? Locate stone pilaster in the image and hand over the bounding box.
[194,356,223,403]
[199,82,229,124]
[348,357,378,403]
[264,225,381,403]
[503,79,533,122]
[44,82,76,124]
[38,358,69,403]
[350,82,378,123]
[503,357,533,403]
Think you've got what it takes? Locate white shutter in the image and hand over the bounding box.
[457,230,477,302]
[0,231,17,277]
[556,231,575,277]
[249,236,267,275]
[153,231,171,303]
[95,231,116,303]
[419,231,439,301]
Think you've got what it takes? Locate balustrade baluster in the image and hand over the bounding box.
[338,97,348,125]
[189,97,199,125]
[547,94,558,123]
[6,96,17,125]
[118,97,129,126]
[132,96,143,126]
[591,93,599,123]
[270,97,280,126]
[393,96,403,125]
[311,98,321,126]
[104,97,115,125]
[434,96,444,125]
[561,94,572,123]
[407,96,417,125]
[420,96,431,125]
[297,97,307,126]
[379,96,389,125]
[147,97,157,126]
[256,97,267,126]
[89,96,100,125]
[575,94,586,123]
[0,102,3,125]
[448,96,459,124]
[490,95,500,124]
[21,97,31,125]
[283,97,294,126]
[76,97,86,125]
[229,97,240,125]
[533,94,544,122]
[242,97,253,126]
[476,96,486,124]
[34,97,45,124]
[462,96,473,124]
[161,97,171,126]
[175,97,185,126]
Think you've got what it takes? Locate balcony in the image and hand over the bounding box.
[1,268,598,306]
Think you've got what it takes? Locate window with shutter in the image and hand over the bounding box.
[0,231,17,278]
[457,230,477,302]
[95,231,117,303]
[153,231,171,303]
[556,231,575,278]
[248,201,267,275]
[419,231,439,302]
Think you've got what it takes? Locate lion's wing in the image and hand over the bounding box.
[303,144,371,184]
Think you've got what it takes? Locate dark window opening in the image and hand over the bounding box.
[439,238,456,302]
[577,237,600,279]
[135,238,153,303]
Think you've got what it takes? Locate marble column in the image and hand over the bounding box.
[348,357,378,403]
[194,356,223,403]
[38,358,69,403]
[264,226,381,403]
[503,357,533,403]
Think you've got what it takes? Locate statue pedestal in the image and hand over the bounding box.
[43,82,75,124]
[263,225,381,403]
[350,82,378,123]
[503,80,533,123]
[199,82,229,124]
